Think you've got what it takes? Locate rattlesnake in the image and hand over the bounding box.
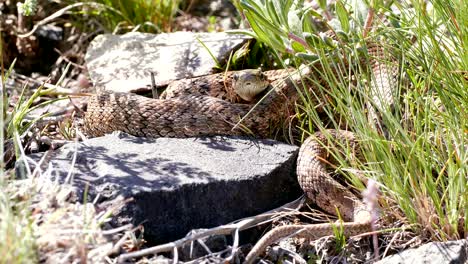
[84,68,298,138]
[242,43,398,263]
[84,42,398,263]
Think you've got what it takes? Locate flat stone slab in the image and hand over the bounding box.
[376,239,467,264]
[85,32,251,93]
[18,132,301,243]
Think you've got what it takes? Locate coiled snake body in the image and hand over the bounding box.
[84,42,398,263]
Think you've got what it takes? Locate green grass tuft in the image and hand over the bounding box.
[238,0,466,241]
[81,0,183,33]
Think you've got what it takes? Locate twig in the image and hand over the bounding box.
[184,248,231,264]
[102,224,134,236]
[274,246,307,264]
[150,72,158,99]
[53,48,87,70]
[18,2,119,38]
[108,232,131,256]
[117,196,306,262]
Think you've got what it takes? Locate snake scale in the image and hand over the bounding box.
[84,42,398,263]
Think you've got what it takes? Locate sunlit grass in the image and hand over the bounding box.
[0,34,38,264]
[81,0,183,33]
[238,0,466,242]
[0,183,38,264]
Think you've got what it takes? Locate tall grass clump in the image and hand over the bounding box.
[0,186,38,263]
[81,0,183,33]
[0,167,38,264]
[237,0,466,242]
[0,35,38,264]
[0,32,70,263]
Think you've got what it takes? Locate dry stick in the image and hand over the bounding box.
[116,196,306,263]
[150,72,158,99]
[53,48,87,70]
[106,225,144,257]
[184,248,232,264]
[274,247,307,264]
[227,228,240,262]
[194,239,212,257]
[173,247,178,264]
[18,2,117,38]
[102,224,134,236]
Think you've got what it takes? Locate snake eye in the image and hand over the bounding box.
[233,74,239,81]
[245,82,251,86]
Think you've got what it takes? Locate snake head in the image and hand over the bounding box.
[232,69,270,102]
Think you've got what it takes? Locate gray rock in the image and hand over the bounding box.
[376,239,467,264]
[85,32,251,93]
[17,132,301,244]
